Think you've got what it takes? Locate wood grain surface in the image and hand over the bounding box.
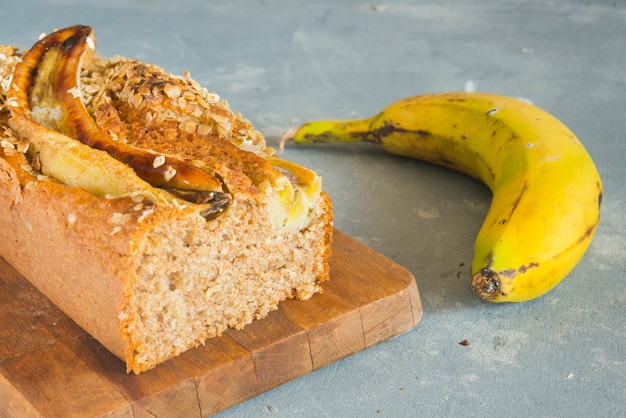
[0,229,422,417]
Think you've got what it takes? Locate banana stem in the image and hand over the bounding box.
[282,118,374,149]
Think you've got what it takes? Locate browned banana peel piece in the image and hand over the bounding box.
[5,26,323,228]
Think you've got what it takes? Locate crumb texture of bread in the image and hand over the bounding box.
[125,193,331,372]
[0,28,333,374]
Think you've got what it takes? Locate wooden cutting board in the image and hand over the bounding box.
[0,229,422,417]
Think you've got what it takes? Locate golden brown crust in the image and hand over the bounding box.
[317,191,334,285]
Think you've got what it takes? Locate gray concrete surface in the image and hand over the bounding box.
[1,1,624,416]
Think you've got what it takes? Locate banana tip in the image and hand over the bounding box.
[471,268,501,300]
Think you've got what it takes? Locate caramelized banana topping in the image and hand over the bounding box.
[9,25,229,208]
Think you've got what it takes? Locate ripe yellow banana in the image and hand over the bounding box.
[285,92,603,302]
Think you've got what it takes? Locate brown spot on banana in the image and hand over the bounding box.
[498,262,540,278]
[471,259,540,300]
[372,121,432,142]
[517,262,539,274]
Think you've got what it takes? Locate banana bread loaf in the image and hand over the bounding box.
[0,26,332,373]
